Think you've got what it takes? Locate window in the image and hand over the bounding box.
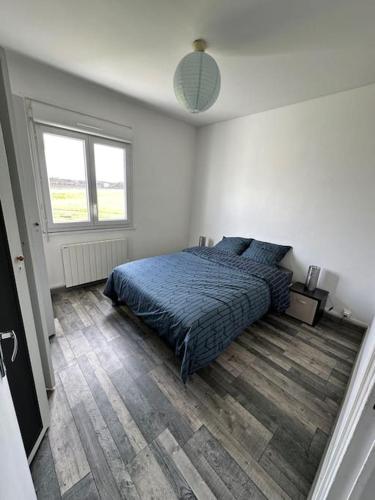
[35,125,132,231]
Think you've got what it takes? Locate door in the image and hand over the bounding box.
[0,50,55,390]
[0,202,43,456]
[0,119,49,462]
[0,373,37,500]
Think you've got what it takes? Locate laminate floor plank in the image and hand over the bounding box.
[156,362,289,499]
[65,329,92,359]
[235,338,332,403]
[268,426,318,484]
[300,322,360,352]
[78,355,139,464]
[238,365,326,435]
[197,362,238,399]
[261,316,299,337]
[110,335,157,378]
[260,446,311,498]
[256,320,338,370]
[237,334,293,371]
[128,445,178,499]
[288,366,344,404]
[85,351,147,455]
[183,437,238,500]
[234,376,314,450]
[71,402,122,500]
[32,285,362,500]
[58,309,85,336]
[150,438,198,500]
[259,451,306,500]
[59,363,140,499]
[50,335,69,373]
[135,372,194,445]
[47,378,90,495]
[69,295,93,328]
[62,474,99,500]
[150,363,204,432]
[250,325,334,379]
[319,317,364,343]
[187,373,273,459]
[54,317,64,337]
[187,425,267,500]
[109,367,168,444]
[295,331,356,364]
[156,428,217,500]
[226,342,334,423]
[81,324,108,352]
[31,434,61,500]
[56,335,76,367]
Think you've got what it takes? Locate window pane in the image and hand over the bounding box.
[43,133,89,223]
[94,143,126,221]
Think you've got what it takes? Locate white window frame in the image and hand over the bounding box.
[35,123,133,233]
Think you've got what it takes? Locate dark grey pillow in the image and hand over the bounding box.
[214,236,252,255]
[242,239,291,266]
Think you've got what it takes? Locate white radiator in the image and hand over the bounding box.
[61,239,128,287]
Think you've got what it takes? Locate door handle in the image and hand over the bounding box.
[0,330,18,378]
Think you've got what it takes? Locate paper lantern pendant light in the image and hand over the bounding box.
[174,39,221,113]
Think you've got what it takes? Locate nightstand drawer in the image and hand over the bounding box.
[287,291,317,325]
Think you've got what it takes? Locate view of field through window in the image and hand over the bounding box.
[94,142,126,221]
[43,132,127,224]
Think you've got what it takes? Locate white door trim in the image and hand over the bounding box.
[309,318,375,499]
[12,94,55,389]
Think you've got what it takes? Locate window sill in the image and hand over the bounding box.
[45,224,136,235]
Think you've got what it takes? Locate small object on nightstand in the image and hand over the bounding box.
[304,265,321,291]
[198,236,207,247]
[286,282,329,326]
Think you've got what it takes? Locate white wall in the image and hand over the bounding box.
[189,85,375,325]
[6,51,196,288]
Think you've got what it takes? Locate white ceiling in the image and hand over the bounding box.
[1,0,375,126]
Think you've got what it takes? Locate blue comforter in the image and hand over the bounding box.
[104,247,290,382]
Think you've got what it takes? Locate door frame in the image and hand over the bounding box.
[0,123,49,462]
[12,94,55,389]
[309,318,375,499]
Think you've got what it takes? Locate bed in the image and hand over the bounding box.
[104,246,291,382]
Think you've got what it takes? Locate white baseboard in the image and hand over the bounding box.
[325,309,368,330]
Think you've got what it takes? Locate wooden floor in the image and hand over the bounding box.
[31,283,364,500]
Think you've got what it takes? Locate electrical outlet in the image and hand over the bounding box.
[343,308,352,319]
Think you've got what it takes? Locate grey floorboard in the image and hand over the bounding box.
[62,474,100,500]
[150,439,197,499]
[135,372,194,445]
[188,425,267,500]
[77,355,137,464]
[71,402,122,500]
[31,434,61,500]
[268,426,317,484]
[109,367,168,444]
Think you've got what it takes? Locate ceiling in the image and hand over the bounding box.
[1,0,375,126]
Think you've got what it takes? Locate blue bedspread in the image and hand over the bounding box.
[104,247,290,382]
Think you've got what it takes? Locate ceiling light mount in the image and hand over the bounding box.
[192,39,207,52]
[174,39,221,114]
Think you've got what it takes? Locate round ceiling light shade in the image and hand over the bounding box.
[174,39,221,113]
